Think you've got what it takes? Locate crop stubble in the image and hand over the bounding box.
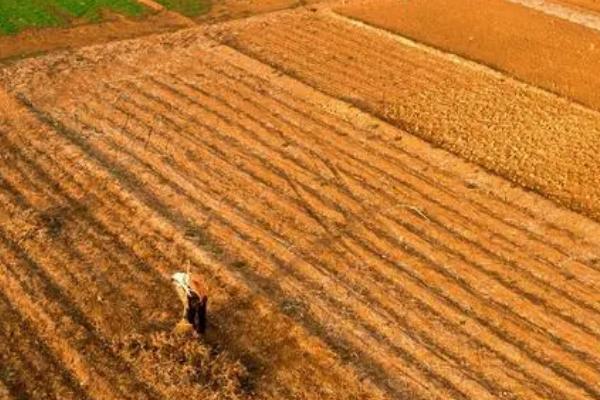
[207,7,600,224]
[1,5,600,399]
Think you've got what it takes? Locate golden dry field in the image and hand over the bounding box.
[1,1,599,399]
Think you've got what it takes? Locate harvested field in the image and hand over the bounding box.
[1,20,600,399]
[207,8,600,222]
[335,0,600,111]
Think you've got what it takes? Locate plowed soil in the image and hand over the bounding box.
[0,11,193,63]
[208,7,600,222]
[2,16,600,399]
[335,0,600,111]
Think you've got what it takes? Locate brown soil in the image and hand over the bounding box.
[199,0,324,23]
[0,11,193,63]
[556,0,600,13]
[1,23,600,399]
[198,0,315,22]
[336,0,600,111]
[207,7,600,223]
[0,0,328,64]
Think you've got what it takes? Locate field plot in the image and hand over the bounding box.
[2,23,600,399]
[0,1,197,64]
[0,13,195,63]
[208,8,600,222]
[0,0,323,63]
[336,0,600,111]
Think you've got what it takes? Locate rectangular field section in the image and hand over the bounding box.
[336,0,600,111]
[4,27,600,399]
[209,9,600,222]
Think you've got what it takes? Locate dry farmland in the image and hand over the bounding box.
[1,1,600,399]
[556,0,600,13]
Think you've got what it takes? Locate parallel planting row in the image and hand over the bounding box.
[3,31,599,398]
[208,9,600,223]
[0,91,256,399]
[0,51,380,400]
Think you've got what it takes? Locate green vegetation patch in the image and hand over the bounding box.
[154,0,210,17]
[0,0,146,35]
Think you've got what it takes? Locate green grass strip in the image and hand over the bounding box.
[0,0,147,35]
[153,0,210,17]
[0,1,61,34]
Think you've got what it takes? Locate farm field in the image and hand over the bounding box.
[0,0,323,62]
[335,0,600,111]
[0,11,193,62]
[209,7,600,221]
[0,0,198,63]
[1,0,600,399]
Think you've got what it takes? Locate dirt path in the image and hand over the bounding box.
[2,25,599,399]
